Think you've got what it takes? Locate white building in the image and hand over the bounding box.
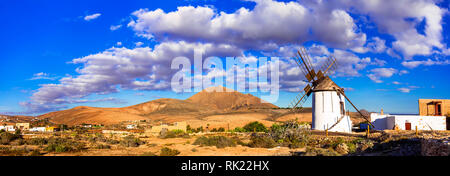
[126,124,137,129]
[29,127,46,132]
[0,125,16,132]
[371,113,446,131]
[81,124,92,128]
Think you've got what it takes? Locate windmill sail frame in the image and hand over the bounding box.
[287,46,373,132]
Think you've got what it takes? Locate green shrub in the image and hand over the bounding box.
[196,126,204,133]
[88,135,107,143]
[0,131,22,145]
[160,129,189,139]
[335,138,345,146]
[193,136,238,148]
[270,123,282,132]
[346,142,357,154]
[288,141,306,149]
[26,138,48,145]
[243,121,267,132]
[0,146,41,156]
[247,133,277,148]
[171,129,185,134]
[302,147,340,156]
[320,137,361,154]
[120,135,145,147]
[95,144,111,149]
[106,139,120,145]
[351,137,365,144]
[233,127,246,132]
[186,125,193,133]
[45,144,71,153]
[30,150,42,156]
[160,147,180,156]
[217,127,225,132]
[187,126,204,133]
[13,138,25,145]
[141,152,157,156]
[44,138,85,153]
[270,120,311,148]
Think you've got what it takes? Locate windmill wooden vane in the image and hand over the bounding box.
[288,47,373,133]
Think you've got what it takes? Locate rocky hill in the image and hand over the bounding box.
[38,86,279,125]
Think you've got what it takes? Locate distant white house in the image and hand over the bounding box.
[29,127,46,132]
[81,124,93,128]
[0,125,16,132]
[126,124,137,129]
[371,113,447,131]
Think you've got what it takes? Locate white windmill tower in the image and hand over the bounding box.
[287,47,373,133]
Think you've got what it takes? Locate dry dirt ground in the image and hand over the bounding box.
[3,129,449,156]
[46,134,304,156]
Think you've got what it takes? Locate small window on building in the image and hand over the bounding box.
[340,101,345,115]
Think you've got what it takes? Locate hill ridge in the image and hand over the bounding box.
[38,86,278,125]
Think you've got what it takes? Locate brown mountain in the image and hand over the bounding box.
[187,86,278,110]
[38,86,278,125]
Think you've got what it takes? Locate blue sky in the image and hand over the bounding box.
[0,0,449,115]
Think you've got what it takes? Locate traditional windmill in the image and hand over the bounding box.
[288,47,373,133]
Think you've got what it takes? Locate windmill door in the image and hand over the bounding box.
[405,122,411,130]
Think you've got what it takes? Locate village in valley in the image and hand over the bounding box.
[1,0,450,158]
[1,86,449,156]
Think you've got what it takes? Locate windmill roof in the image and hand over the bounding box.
[313,76,342,91]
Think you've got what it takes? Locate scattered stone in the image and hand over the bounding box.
[378,132,393,143]
[421,137,450,156]
[335,143,349,154]
[359,140,373,152]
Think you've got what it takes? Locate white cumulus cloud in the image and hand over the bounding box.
[128,0,366,50]
[367,68,398,83]
[110,24,122,31]
[84,13,101,21]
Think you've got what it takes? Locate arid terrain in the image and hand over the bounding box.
[1,86,448,156]
[1,128,449,156]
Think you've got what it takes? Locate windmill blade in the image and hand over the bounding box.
[318,56,332,73]
[288,85,312,112]
[336,88,374,128]
[298,47,314,71]
[288,91,305,109]
[292,55,309,80]
[289,93,310,113]
[318,55,337,76]
[326,56,338,75]
[296,48,317,82]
